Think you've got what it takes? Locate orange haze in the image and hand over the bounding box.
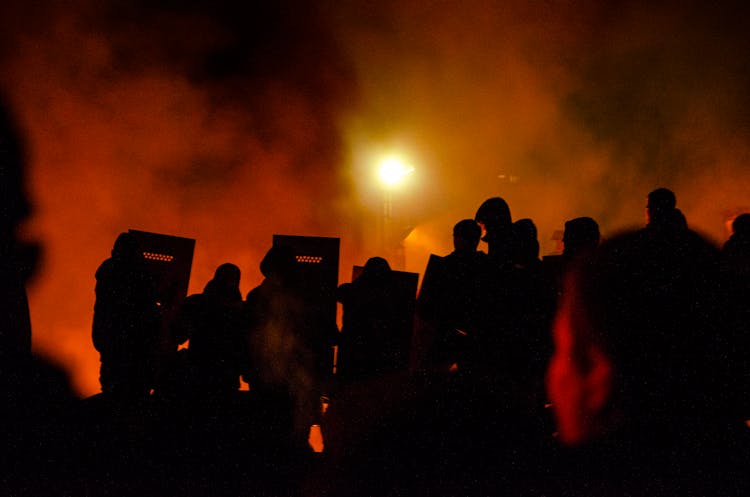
[1,1,749,396]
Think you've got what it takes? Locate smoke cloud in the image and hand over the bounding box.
[1,0,749,395]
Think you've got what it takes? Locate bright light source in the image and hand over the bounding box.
[378,156,414,187]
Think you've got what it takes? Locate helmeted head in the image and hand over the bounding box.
[260,245,297,283]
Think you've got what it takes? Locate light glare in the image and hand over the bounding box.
[378,156,414,187]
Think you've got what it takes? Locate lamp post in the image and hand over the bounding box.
[377,156,414,269]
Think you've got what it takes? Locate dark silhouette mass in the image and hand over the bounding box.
[0,95,33,382]
[547,227,749,496]
[0,95,79,495]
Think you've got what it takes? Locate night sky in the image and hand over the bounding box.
[2,0,750,395]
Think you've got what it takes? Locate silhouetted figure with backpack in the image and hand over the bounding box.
[172,263,245,397]
[92,232,161,399]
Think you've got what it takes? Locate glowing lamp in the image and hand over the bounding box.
[378,156,414,188]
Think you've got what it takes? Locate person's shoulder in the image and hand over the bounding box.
[183,293,205,305]
[473,250,489,262]
[245,282,268,302]
[95,258,115,278]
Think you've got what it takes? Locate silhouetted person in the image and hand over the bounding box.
[172,263,245,396]
[645,187,676,225]
[92,232,161,398]
[413,219,489,371]
[511,218,540,269]
[507,218,555,401]
[0,99,34,376]
[336,257,408,381]
[244,245,334,444]
[0,96,79,495]
[642,187,689,237]
[322,226,552,497]
[547,228,748,496]
[471,198,525,379]
[721,213,750,419]
[722,213,750,275]
[562,216,600,258]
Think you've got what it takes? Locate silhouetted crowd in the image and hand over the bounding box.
[2,95,750,497]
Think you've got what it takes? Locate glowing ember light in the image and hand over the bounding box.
[143,251,175,262]
[308,424,324,453]
[377,156,414,188]
[296,255,324,264]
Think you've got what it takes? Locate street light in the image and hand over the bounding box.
[376,155,414,269]
[378,156,415,188]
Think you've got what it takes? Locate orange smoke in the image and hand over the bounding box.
[1,1,362,396]
[1,1,750,396]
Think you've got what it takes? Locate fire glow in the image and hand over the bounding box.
[0,1,748,396]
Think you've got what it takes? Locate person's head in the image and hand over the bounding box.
[511,218,539,264]
[452,219,481,253]
[358,256,392,285]
[214,262,241,288]
[204,262,241,299]
[562,217,600,258]
[547,229,726,446]
[0,98,30,245]
[475,197,513,260]
[474,197,511,236]
[645,188,676,225]
[731,213,750,237]
[259,245,297,283]
[111,232,141,261]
